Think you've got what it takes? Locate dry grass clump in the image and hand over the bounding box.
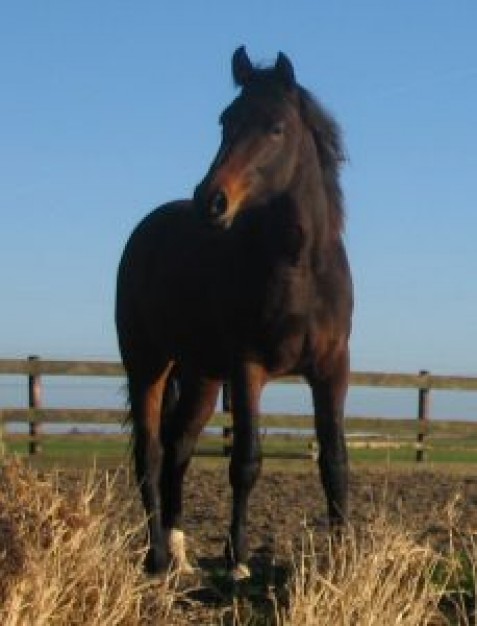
[0,458,176,626]
[280,515,452,626]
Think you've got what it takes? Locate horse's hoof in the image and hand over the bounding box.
[144,548,169,577]
[231,562,251,582]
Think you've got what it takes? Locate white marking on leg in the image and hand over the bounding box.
[165,528,194,574]
[231,562,251,581]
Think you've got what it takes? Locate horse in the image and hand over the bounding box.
[115,46,353,581]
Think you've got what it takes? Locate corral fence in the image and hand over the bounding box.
[1,356,477,462]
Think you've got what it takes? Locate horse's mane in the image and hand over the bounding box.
[298,87,346,236]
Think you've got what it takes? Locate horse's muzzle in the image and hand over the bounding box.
[194,184,229,227]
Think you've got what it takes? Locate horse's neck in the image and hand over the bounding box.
[287,142,331,264]
[230,142,333,271]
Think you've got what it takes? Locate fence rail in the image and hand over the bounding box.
[1,357,477,390]
[1,357,476,461]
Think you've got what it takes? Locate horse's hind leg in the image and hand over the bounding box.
[307,347,350,528]
[128,362,174,575]
[160,376,220,571]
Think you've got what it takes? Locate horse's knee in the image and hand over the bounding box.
[162,428,196,468]
[133,434,162,482]
[317,421,347,464]
[318,438,348,468]
[318,454,348,492]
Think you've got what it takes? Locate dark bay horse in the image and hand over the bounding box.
[116,46,353,580]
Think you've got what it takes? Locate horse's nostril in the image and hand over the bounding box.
[209,191,228,217]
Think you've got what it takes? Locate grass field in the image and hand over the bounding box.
[2,415,477,469]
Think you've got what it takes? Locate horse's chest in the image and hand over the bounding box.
[234,267,312,369]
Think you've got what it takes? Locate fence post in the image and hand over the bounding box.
[222,382,232,456]
[308,440,318,462]
[416,369,430,463]
[28,355,42,455]
[222,382,231,413]
[223,426,233,457]
[0,410,4,457]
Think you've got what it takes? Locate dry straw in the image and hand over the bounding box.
[280,516,445,626]
[0,458,177,626]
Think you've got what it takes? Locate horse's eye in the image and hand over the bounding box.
[270,121,285,138]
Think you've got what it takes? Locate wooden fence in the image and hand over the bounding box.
[1,356,477,461]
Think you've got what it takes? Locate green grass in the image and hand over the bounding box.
[4,435,130,469]
[2,415,477,470]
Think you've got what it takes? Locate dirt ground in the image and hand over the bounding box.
[95,461,477,624]
[179,462,477,557]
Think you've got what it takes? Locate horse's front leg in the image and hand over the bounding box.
[307,347,350,528]
[226,361,266,580]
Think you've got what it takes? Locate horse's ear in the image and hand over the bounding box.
[232,46,253,87]
[275,52,295,88]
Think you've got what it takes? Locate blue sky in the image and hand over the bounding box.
[1,1,476,377]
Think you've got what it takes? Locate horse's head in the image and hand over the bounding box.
[194,47,307,229]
